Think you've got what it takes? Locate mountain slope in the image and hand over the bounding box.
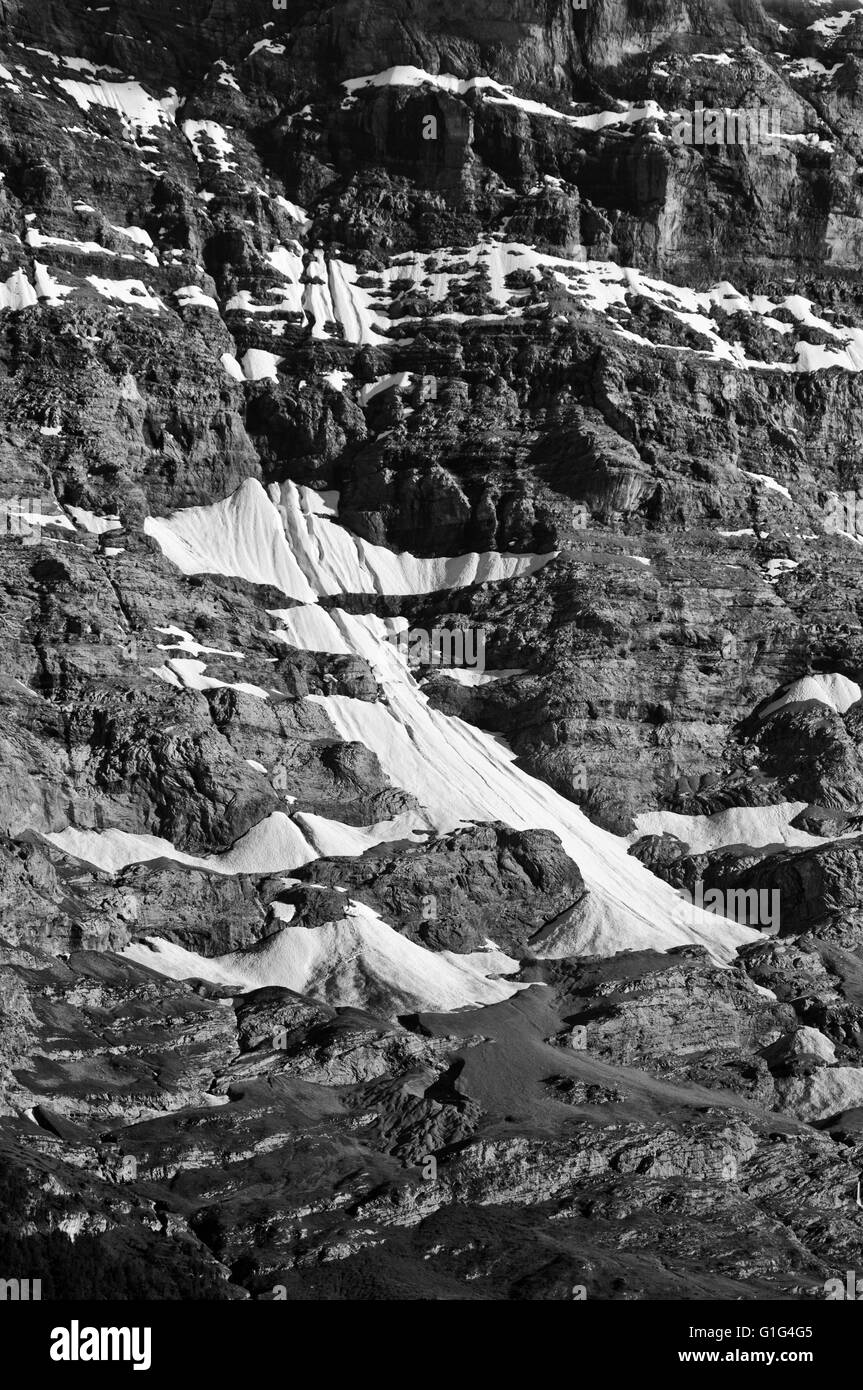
[2,0,863,1302]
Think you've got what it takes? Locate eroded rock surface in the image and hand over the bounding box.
[4,0,863,1303]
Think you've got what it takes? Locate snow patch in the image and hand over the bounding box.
[220,352,244,382]
[85,277,165,312]
[152,657,270,698]
[68,507,122,535]
[241,349,282,382]
[742,470,792,500]
[760,672,862,718]
[55,78,178,138]
[632,802,838,853]
[182,119,238,172]
[0,268,37,310]
[175,284,219,310]
[154,625,242,659]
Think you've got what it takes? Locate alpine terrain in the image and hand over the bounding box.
[2,0,863,1303]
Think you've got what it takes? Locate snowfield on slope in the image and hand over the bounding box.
[294,611,758,963]
[55,77,179,137]
[144,477,555,597]
[44,808,431,876]
[62,478,763,1008]
[759,672,862,717]
[280,237,863,376]
[13,209,863,377]
[124,900,526,1013]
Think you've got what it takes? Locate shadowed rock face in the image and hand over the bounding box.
[281,822,587,954]
[5,0,863,1303]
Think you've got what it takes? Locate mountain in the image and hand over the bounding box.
[2,0,863,1301]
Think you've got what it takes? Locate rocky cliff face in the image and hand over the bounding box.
[4,0,863,1301]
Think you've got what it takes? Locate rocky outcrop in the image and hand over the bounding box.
[284,822,586,954]
[539,945,794,1077]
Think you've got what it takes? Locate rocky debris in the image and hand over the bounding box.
[342,1065,484,1165]
[233,986,335,1055]
[724,840,863,942]
[0,936,859,1300]
[539,946,794,1071]
[2,949,238,1124]
[738,702,863,811]
[776,1069,863,1125]
[544,1076,625,1106]
[229,987,454,1087]
[738,937,840,1004]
